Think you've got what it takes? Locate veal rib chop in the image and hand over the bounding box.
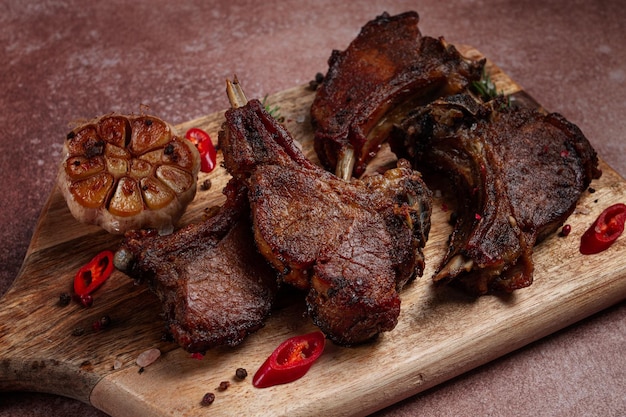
[310,11,484,180]
[219,80,432,345]
[114,179,278,352]
[390,94,601,294]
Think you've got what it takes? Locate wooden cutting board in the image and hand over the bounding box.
[1,46,625,417]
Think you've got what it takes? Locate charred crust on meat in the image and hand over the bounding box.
[390,93,601,295]
[219,89,432,345]
[311,11,485,178]
[115,179,278,353]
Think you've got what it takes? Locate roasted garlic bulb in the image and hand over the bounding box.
[57,113,201,234]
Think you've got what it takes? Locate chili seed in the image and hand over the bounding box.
[66,131,76,140]
[200,392,215,406]
[164,143,174,155]
[217,381,230,391]
[138,367,145,374]
[145,119,153,126]
[235,367,248,380]
[588,187,596,193]
[58,292,72,307]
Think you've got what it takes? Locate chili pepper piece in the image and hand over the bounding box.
[252,331,326,388]
[185,128,217,173]
[580,203,626,255]
[73,250,115,296]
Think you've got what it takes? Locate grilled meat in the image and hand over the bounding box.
[390,94,601,294]
[114,179,278,352]
[310,11,484,179]
[219,80,432,345]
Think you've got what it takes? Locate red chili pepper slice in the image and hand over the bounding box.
[580,203,626,255]
[73,250,115,296]
[185,128,217,173]
[252,331,326,388]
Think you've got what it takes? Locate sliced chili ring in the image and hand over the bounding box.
[580,203,626,255]
[252,331,326,388]
[73,250,115,296]
[185,128,217,173]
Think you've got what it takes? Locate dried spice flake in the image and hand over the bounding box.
[71,327,85,337]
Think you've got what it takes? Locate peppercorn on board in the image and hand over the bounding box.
[1,47,626,417]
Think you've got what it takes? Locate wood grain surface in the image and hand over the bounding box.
[1,47,625,417]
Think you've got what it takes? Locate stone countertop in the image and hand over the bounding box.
[1,0,624,416]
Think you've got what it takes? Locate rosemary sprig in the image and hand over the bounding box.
[471,69,513,108]
[262,95,284,122]
[471,70,499,102]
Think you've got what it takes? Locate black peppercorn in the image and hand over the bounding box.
[235,367,248,380]
[200,179,211,191]
[200,392,215,406]
[58,292,72,307]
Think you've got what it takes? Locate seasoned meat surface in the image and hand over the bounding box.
[310,11,484,179]
[115,180,278,352]
[220,97,432,345]
[390,94,601,294]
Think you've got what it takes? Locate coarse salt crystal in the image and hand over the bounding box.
[136,348,161,367]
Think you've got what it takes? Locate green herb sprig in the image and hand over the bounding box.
[471,69,513,109]
[262,95,284,123]
[471,70,500,102]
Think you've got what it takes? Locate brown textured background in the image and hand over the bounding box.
[1,0,625,416]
